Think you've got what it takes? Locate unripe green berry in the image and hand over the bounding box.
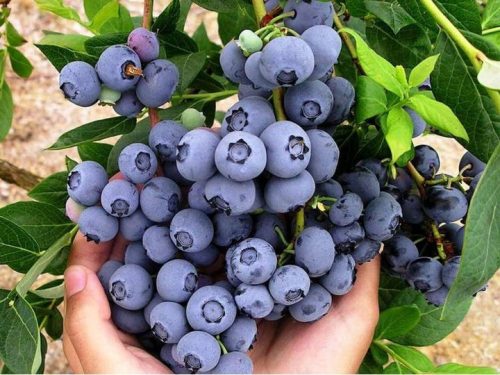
[239,30,263,54]
[181,108,206,130]
[99,86,121,106]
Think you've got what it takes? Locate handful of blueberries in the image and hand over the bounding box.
[60,0,485,373]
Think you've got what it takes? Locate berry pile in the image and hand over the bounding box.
[59,27,178,116]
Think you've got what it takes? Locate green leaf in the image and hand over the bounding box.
[49,116,136,150]
[78,142,113,169]
[382,107,413,164]
[359,352,383,374]
[45,308,63,340]
[84,32,128,56]
[442,145,500,318]
[170,52,207,93]
[366,22,432,69]
[409,55,440,88]
[0,291,41,374]
[0,82,13,141]
[7,46,33,78]
[191,0,234,12]
[32,282,65,300]
[177,0,192,31]
[160,30,198,56]
[407,94,469,141]
[434,363,497,374]
[38,33,90,52]
[378,273,408,311]
[84,0,112,20]
[35,44,98,72]
[28,172,68,209]
[0,217,41,273]
[218,0,257,45]
[462,29,500,60]
[370,344,389,366]
[342,28,404,98]
[364,1,415,34]
[436,0,482,34]
[35,0,81,23]
[191,72,225,93]
[482,0,500,30]
[152,0,180,36]
[193,23,220,53]
[0,49,6,87]
[432,32,499,161]
[383,362,412,374]
[386,343,434,373]
[98,5,134,34]
[375,305,421,340]
[355,76,387,122]
[6,22,26,47]
[0,202,74,250]
[65,156,78,172]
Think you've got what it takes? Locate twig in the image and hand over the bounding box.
[0,159,41,190]
[142,0,159,127]
[332,6,364,74]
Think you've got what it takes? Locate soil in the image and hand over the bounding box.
[0,0,497,372]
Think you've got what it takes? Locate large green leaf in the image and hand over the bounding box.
[84,32,128,56]
[160,30,198,56]
[218,0,257,45]
[355,76,387,122]
[49,116,136,150]
[442,145,500,318]
[6,22,26,47]
[0,217,41,274]
[84,0,112,20]
[0,291,41,374]
[35,0,81,23]
[7,47,33,78]
[364,1,415,34]
[170,52,207,93]
[435,0,482,34]
[191,0,234,13]
[0,82,13,141]
[78,142,113,169]
[382,107,413,165]
[375,305,421,340]
[35,44,98,72]
[152,0,180,36]
[482,0,500,30]
[434,363,497,374]
[177,0,192,31]
[89,1,133,34]
[28,172,68,209]
[38,33,90,52]
[432,32,500,162]
[385,343,434,373]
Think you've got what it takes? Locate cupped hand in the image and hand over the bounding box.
[63,233,380,374]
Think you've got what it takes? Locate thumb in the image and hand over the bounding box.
[64,265,134,373]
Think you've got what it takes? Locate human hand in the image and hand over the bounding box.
[64,232,379,374]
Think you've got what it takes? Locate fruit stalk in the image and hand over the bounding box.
[142,0,160,126]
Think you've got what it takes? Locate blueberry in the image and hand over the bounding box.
[208,352,253,374]
[253,213,288,250]
[466,172,482,201]
[150,302,190,344]
[389,167,414,193]
[238,84,272,100]
[186,285,237,335]
[113,89,144,118]
[160,344,190,373]
[119,143,158,184]
[119,208,153,241]
[111,304,149,334]
[405,257,443,293]
[383,234,419,274]
[260,36,315,86]
[229,238,277,284]
[149,120,188,162]
[157,259,198,303]
[136,59,179,108]
[220,316,257,353]
[356,158,388,187]
[144,293,164,325]
[176,331,221,373]
[221,96,276,137]
[459,152,485,178]
[140,177,181,223]
[101,179,139,218]
[234,283,275,318]
[205,174,257,216]
[443,224,464,254]
[306,129,339,183]
[170,209,214,252]
[289,283,332,323]
[264,303,287,321]
[302,25,341,80]
[176,128,221,182]
[183,244,220,268]
[351,239,381,264]
[329,221,365,252]
[188,180,216,214]
[264,0,280,11]
[338,166,381,204]
[163,160,192,186]
[109,264,153,310]
[283,0,334,34]
[213,213,253,247]
[363,194,402,241]
[442,256,460,288]
[124,241,157,273]
[423,186,468,223]
[244,52,275,90]
[264,171,315,213]
[79,206,119,243]
[67,161,108,206]
[260,121,311,178]
[401,193,425,225]
[196,274,214,290]
[405,108,426,138]
[214,280,235,294]
[316,179,343,199]
[98,260,123,299]
[220,40,251,85]
[329,192,363,227]
[413,145,440,179]
[295,227,335,277]
[269,265,311,306]
[59,61,101,107]
[95,45,141,92]
[127,27,160,63]
[320,253,356,295]
[425,286,449,306]
[65,198,86,224]
[324,77,355,126]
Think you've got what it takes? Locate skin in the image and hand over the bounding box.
[64,233,380,374]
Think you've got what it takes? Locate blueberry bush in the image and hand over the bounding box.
[0,0,499,373]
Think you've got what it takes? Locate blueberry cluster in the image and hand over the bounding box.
[59,27,178,116]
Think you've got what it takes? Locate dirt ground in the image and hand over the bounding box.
[0,0,498,373]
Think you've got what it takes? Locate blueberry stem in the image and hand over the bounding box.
[430,221,446,260]
[268,11,295,25]
[216,336,229,355]
[274,226,290,247]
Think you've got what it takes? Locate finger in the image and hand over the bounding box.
[110,234,128,262]
[62,335,84,374]
[68,232,114,272]
[64,265,139,372]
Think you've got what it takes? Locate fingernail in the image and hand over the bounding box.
[65,266,87,298]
